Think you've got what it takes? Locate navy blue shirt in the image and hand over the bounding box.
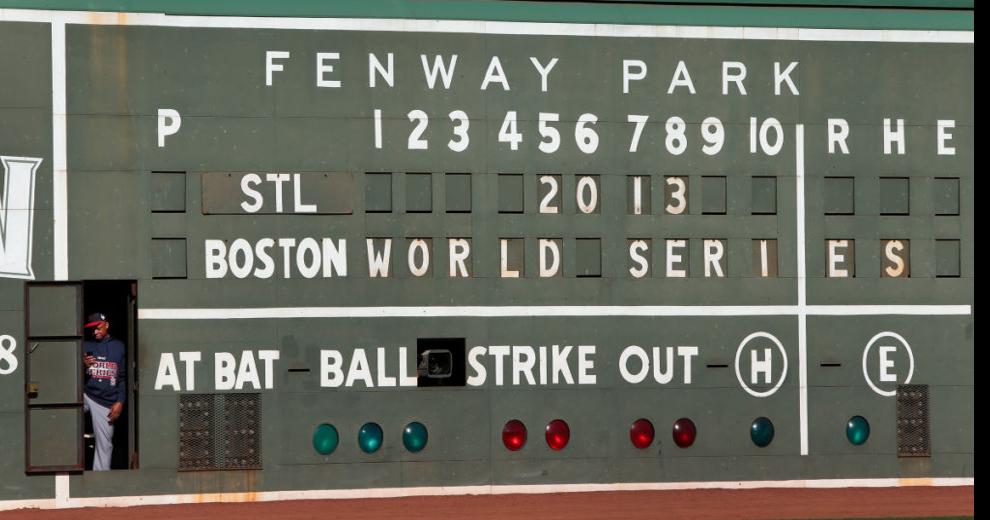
[83,336,127,408]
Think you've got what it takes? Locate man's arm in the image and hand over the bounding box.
[115,342,127,405]
[108,342,127,424]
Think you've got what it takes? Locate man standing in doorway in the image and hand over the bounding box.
[82,312,126,471]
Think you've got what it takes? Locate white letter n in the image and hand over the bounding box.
[0,156,42,279]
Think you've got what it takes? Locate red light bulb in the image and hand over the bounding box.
[502,419,528,451]
[630,418,655,449]
[545,419,570,450]
[672,417,697,448]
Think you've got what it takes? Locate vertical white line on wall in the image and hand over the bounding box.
[796,124,809,456]
[51,21,71,501]
[54,473,70,508]
[52,21,68,281]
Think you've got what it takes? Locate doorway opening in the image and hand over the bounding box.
[82,280,138,470]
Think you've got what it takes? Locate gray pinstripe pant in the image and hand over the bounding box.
[83,393,114,471]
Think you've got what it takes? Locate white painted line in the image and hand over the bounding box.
[799,312,808,455]
[795,125,807,317]
[137,304,971,320]
[51,21,68,281]
[0,478,971,511]
[54,474,69,509]
[0,9,973,43]
[0,498,56,511]
[488,478,975,493]
[139,306,801,320]
[795,124,809,457]
[805,305,972,315]
[800,28,972,43]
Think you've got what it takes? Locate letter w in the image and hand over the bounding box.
[421,54,458,90]
[0,156,42,279]
[366,238,392,278]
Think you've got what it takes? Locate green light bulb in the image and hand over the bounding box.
[846,416,870,446]
[403,422,429,453]
[312,423,339,455]
[358,422,383,453]
[750,417,775,447]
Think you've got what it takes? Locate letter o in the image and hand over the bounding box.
[619,345,649,384]
[229,239,254,279]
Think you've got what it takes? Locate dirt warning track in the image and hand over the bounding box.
[0,486,974,519]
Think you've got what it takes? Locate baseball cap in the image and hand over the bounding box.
[84,312,107,328]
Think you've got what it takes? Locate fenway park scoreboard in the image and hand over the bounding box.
[0,3,973,508]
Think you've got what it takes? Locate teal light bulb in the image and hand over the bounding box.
[846,416,870,446]
[750,417,775,448]
[358,422,383,453]
[313,423,339,455]
[402,422,429,453]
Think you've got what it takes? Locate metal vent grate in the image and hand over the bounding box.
[221,394,262,470]
[178,394,261,471]
[896,384,930,457]
[178,394,216,471]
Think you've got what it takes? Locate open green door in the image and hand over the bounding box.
[25,282,84,473]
